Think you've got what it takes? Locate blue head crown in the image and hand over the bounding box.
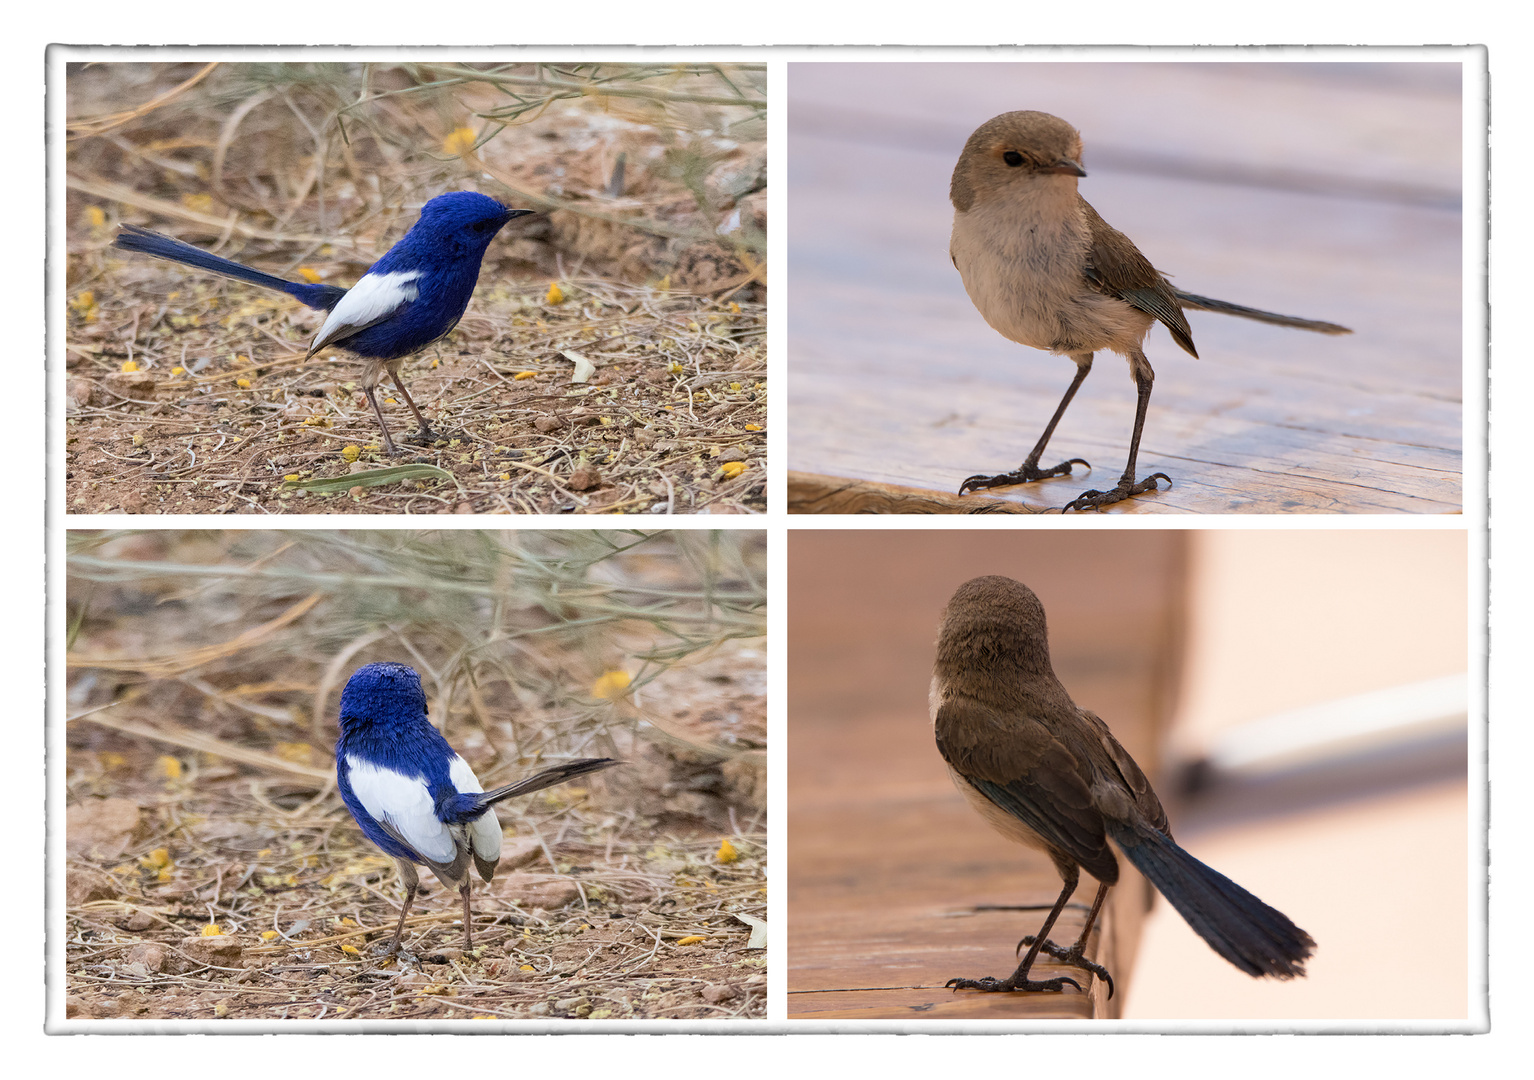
[374,191,516,270]
[339,662,428,728]
[418,191,513,232]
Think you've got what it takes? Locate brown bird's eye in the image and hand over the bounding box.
[1002,150,1025,167]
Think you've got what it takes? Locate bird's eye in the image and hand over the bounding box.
[472,221,492,233]
[1002,151,1025,167]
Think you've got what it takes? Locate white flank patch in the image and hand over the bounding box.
[345,755,455,864]
[449,755,502,864]
[310,270,421,354]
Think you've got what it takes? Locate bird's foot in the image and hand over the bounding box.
[370,939,409,959]
[1015,936,1115,999]
[945,973,1082,994]
[404,426,440,447]
[958,458,1091,495]
[1062,472,1171,512]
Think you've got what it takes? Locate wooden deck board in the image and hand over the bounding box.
[787,532,1188,1019]
[786,62,1465,514]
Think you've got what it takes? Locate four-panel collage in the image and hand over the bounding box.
[52,49,1483,1037]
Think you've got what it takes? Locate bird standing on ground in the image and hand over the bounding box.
[949,111,1351,511]
[932,576,1313,997]
[114,191,532,455]
[335,661,618,955]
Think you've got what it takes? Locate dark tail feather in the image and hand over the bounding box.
[480,758,620,808]
[1109,823,1314,979]
[1174,290,1352,335]
[114,224,345,311]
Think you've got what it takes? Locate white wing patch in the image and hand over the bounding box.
[449,755,503,864]
[345,756,456,864]
[310,270,421,354]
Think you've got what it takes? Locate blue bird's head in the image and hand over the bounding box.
[338,661,429,732]
[373,191,532,272]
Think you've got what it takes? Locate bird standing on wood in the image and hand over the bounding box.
[932,576,1314,997]
[335,661,618,955]
[114,191,532,455]
[949,111,1351,511]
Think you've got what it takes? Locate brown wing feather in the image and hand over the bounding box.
[1080,199,1198,358]
[935,695,1117,881]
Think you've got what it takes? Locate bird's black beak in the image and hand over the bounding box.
[503,208,537,222]
[1042,158,1087,177]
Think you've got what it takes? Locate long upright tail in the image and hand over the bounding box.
[1108,822,1315,978]
[480,758,620,809]
[114,224,346,311]
[1174,290,1352,335]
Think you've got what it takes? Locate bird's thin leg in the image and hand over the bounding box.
[382,860,419,955]
[387,368,438,445]
[460,882,474,952]
[362,386,401,457]
[1064,349,1171,512]
[1016,879,1116,999]
[960,353,1094,495]
[946,870,1083,994]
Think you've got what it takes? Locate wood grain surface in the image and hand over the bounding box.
[786,61,1466,514]
[787,531,1188,1019]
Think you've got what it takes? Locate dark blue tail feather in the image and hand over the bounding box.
[1109,822,1314,978]
[435,758,620,824]
[114,224,346,311]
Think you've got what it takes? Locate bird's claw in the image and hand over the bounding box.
[958,458,1091,495]
[1014,936,1115,999]
[1062,472,1171,512]
[945,974,1082,994]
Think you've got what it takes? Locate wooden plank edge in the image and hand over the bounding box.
[787,471,1047,515]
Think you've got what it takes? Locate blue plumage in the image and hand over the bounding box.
[114,191,532,455]
[335,661,618,954]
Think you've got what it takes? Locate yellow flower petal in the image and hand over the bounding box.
[719,461,747,480]
[546,282,564,305]
[442,127,478,156]
[716,838,739,863]
[201,922,222,937]
[676,935,706,946]
[591,670,632,700]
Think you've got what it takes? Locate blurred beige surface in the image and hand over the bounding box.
[1125,530,1470,1019]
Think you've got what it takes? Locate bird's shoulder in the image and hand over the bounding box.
[934,692,1093,807]
[1075,708,1169,832]
[1079,198,1196,355]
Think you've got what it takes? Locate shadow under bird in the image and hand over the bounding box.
[335,661,618,955]
[113,191,532,456]
[932,576,1314,998]
[949,111,1352,511]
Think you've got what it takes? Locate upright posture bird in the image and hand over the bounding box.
[335,661,618,955]
[949,111,1351,511]
[932,576,1313,997]
[114,191,532,455]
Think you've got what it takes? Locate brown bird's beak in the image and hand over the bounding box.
[1042,158,1087,177]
